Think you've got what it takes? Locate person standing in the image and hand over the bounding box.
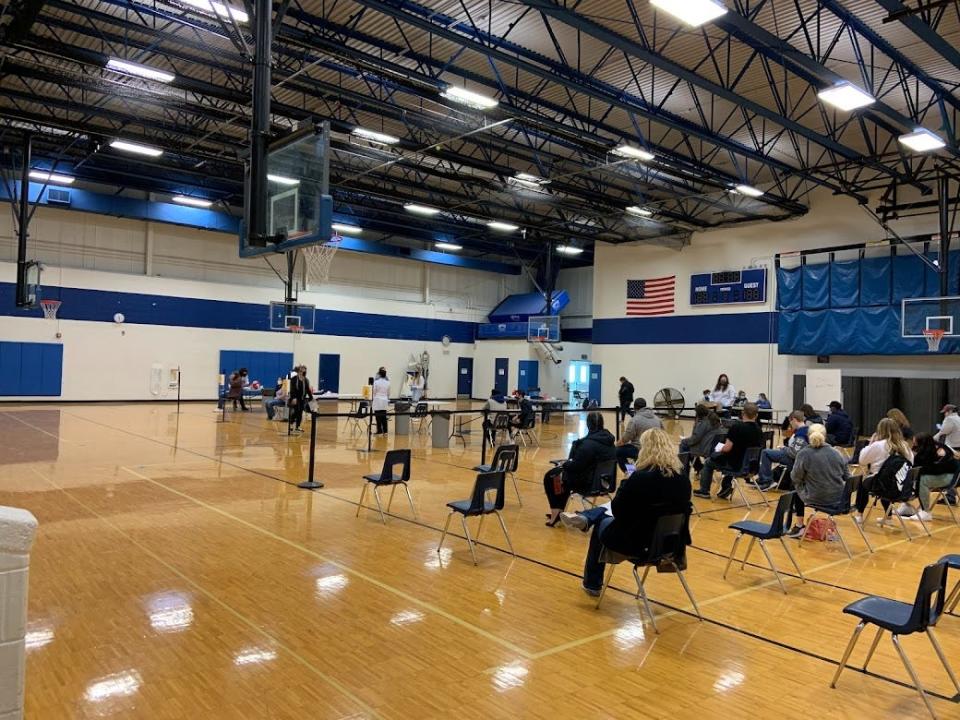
[618,377,635,417]
[410,370,425,403]
[288,365,313,433]
[228,368,250,412]
[708,373,736,412]
[372,369,391,435]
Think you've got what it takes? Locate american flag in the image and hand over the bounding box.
[626,276,676,316]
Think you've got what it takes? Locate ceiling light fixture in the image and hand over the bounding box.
[625,206,653,217]
[649,0,728,26]
[435,242,462,251]
[487,221,519,232]
[29,170,74,185]
[172,195,212,208]
[352,127,400,145]
[109,139,163,157]
[898,128,947,153]
[817,81,875,111]
[267,174,299,186]
[404,203,441,216]
[331,222,362,235]
[612,144,655,161]
[105,58,175,83]
[179,0,248,23]
[441,86,499,110]
[734,184,764,197]
[556,245,584,255]
[514,172,547,184]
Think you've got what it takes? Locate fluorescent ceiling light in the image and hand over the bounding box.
[612,144,655,161]
[514,172,547,184]
[556,245,584,255]
[172,195,212,208]
[625,206,653,217]
[435,242,462,251]
[267,173,299,186]
[734,184,764,197]
[110,139,163,157]
[650,0,727,26]
[508,175,549,190]
[899,128,947,153]
[29,170,74,185]
[352,127,400,145]
[331,222,362,235]
[404,203,441,216]
[106,58,175,83]
[441,86,499,110]
[817,81,875,111]
[180,0,248,23]
[487,221,519,232]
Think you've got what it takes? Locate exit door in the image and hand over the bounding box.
[494,357,509,395]
[318,353,340,393]
[588,364,602,404]
[457,357,473,397]
[518,360,539,393]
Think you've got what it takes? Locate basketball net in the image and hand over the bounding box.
[39,299,61,320]
[303,234,341,285]
[923,329,945,352]
[288,325,304,337]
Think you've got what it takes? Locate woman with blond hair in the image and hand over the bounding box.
[561,428,692,596]
[784,424,849,538]
[854,417,914,521]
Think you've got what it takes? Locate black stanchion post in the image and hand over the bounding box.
[367,409,373,453]
[480,408,488,466]
[176,367,181,415]
[615,407,621,442]
[297,411,324,489]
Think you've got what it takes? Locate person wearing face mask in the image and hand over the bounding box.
[288,365,313,433]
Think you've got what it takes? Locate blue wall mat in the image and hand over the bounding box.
[893,254,927,304]
[562,327,592,343]
[777,266,802,311]
[0,342,63,396]
[318,354,340,393]
[801,263,830,310]
[219,350,294,390]
[457,357,473,397]
[860,257,892,306]
[593,312,777,345]
[829,260,859,308]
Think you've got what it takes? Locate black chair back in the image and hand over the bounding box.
[354,400,370,418]
[379,449,411,483]
[493,413,511,430]
[907,561,949,631]
[491,444,519,473]
[838,475,858,513]
[766,491,796,538]
[412,402,429,418]
[851,438,869,464]
[644,513,690,571]
[762,430,775,449]
[739,446,762,475]
[590,458,618,494]
[468,471,506,513]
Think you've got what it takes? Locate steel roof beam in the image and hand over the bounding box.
[874,0,960,73]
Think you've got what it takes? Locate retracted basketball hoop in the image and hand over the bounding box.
[923,329,945,352]
[39,299,61,320]
[303,234,341,285]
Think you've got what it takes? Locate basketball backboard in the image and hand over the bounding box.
[527,315,561,343]
[269,301,315,332]
[902,296,960,338]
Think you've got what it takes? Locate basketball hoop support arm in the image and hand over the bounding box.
[246,0,276,249]
[939,174,951,297]
[15,133,31,307]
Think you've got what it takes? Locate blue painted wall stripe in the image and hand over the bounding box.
[592,312,778,345]
[0,283,476,344]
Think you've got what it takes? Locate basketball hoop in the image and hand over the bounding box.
[288,325,304,336]
[303,235,341,285]
[923,329,945,352]
[39,299,61,320]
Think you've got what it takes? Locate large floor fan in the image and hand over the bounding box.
[653,387,685,419]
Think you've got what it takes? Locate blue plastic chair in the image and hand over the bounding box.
[728,446,770,509]
[799,475,874,557]
[722,491,805,594]
[831,560,960,718]
[356,449,415,523]
[944,554,960,614]
[473,444,522,505]
[437,472,515,565]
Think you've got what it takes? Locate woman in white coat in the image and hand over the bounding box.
[372,369,391,434]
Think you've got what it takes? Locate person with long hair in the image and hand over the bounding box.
[784,424,848,538]
[885,407,914,440]
[898,432,958,522]
[543,411,616,526]
[288,365,313,433]
[680,405,721,479]
[708,373,736,409]
[854,417,914,521]
[561,428,692,596]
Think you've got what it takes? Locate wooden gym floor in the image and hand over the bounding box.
[1,402,958,719]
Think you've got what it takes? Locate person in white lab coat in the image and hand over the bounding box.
[410,371,425,403]
[708,373,736,412]
[372,369,391,434]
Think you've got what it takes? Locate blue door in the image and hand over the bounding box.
[588,363,602,404]
[457,357,473,397]
[318,353,340,393]
[494,357,509,395]
[518,360,539,393]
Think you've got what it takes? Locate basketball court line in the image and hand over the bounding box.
[28,466,384,720]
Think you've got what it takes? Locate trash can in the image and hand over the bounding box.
[432,411,451,449]
[394,401,411,434]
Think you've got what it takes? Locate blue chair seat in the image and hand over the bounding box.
[944,554,960,569]
[447,499,495,514]
[729,519,773,537]
[843,597,914,633]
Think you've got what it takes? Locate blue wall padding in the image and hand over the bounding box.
[776,266,802,311]
[829,260,859,307]
[0,342,63,396]
[801,263,830,310]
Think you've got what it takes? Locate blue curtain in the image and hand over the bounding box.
[801,262,830,309]
[860,256,892,306]
[776,266,802,311]
[829,260,859,307]
[892,254,926,303]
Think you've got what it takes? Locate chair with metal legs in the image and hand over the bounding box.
[800,476,874,557]
[722,491,806,594]
[831,560,960,719]
[727,447,770,509]
[578,458,618,509]
[473,444,522,505]
[595,513,702,634]
[943,554,960,615]
[929,471,960,526]
[410,401,431,434]
[356,449,416,524]
[437,471,515,565]
[863,468,932,541]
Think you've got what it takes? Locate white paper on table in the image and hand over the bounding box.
[714,442,725,453]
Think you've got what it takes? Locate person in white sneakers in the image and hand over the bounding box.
[934,404,960,449]
[900,433,958,523]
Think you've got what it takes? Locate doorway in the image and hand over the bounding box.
[568,360,591,407]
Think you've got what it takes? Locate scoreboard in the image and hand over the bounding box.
[690,268,767,306]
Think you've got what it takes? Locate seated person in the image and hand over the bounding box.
[800,403,824,426]
[694,402,764,500]
[615,398,662,471]
[784,424,849,537]
[679,405,722,479]
[886,407,914,441]
[825,401,854,445]
[265,381,288,420]
[755,393,772,410]
[732,390,748,409]
[482,389,508,444]
[853,418,914,522]
[560,428,692,596]
[934,404,960,449]
[755,411,808,490]
[509,390,535,436]
[896,433,958,523]
[543,412,616,526]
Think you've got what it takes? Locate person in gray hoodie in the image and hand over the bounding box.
[785,423,849,538]
[615,397,663,470]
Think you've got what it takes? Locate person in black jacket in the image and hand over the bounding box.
[825,401,853,445]
[288,365,313,433]
[509,390,535,438]
[618,377,635,417]
[561,428,692,595]
[898,433,958,522]
[543,412,616,526]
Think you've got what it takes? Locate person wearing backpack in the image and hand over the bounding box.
[853,418,914,524]
[896,433,958,523]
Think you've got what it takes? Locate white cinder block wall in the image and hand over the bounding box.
[592,189,954,410]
